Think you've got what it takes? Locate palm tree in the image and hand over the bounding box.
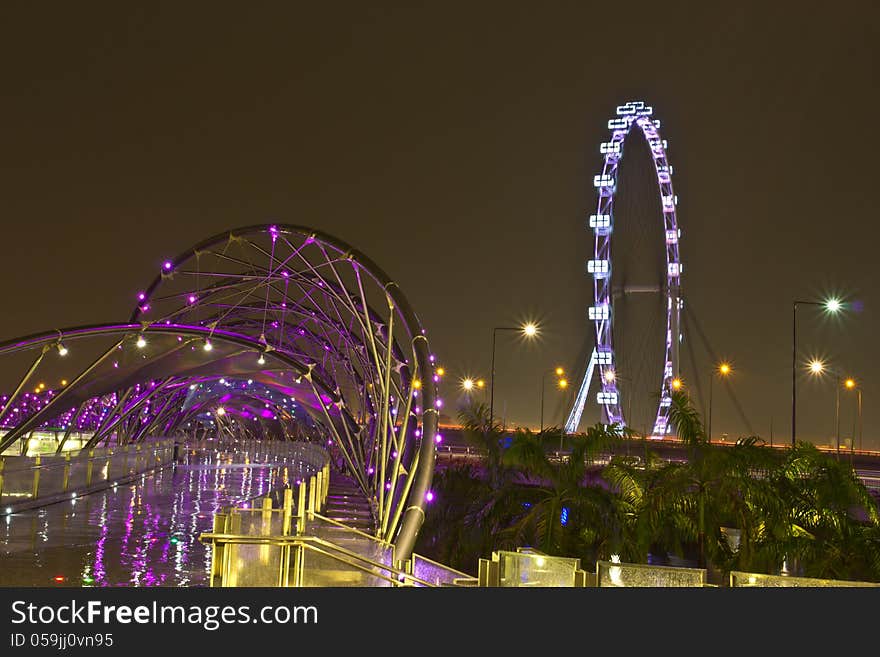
[498,424,622,560]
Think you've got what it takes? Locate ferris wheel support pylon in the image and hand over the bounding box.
[565,349,598,434]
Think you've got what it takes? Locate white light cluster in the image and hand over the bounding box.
[593,174,615,188]
[665,229,679,244]
[616,101,652,116]
[600,141,621,154]
[595,349,613,365]
[597,392,619,405]
[587,259,610,278]
[588,305,610,321]
[668,262,682,277]
[608,118,629,130]
[589,214,611,234]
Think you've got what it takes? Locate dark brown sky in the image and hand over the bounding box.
[1,2,877,446]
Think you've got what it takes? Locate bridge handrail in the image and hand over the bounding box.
[0,439,175,510]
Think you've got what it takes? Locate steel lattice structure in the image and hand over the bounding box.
[566,101,682,437]
[0,225,437,560]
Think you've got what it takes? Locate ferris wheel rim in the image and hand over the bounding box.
[588,101,682,438]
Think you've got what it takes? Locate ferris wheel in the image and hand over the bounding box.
[566,101,682,437]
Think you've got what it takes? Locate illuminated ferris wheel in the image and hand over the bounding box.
[566,101,682,437]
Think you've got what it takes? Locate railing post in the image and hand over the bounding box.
[262,496,274,533]
[0,460,5,503]
[315,470,323,513]
[211,513,227,587]
[85,449,94,487]
[308,475,317,517]
[62,452,71,491]
[290,544,304,587]
[297,483,306,534]
[478,558,500,587]
[282,488,293,535]
[31,456,41,499]
[323,463,330,502]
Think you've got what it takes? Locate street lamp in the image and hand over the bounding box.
[708,362,732,442]
[489,323,539,430]
[539,367,566,434]
[807,360,853,459]
[792,298,845,447]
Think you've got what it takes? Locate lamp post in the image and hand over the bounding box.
[708,362,732,443]
[843,378,860,456]
[539,367,565,435]
[807,360,855,459]
[792,298,843,447]
[835,374,841,460]
[857,388,863,453]
[489,323,538,432]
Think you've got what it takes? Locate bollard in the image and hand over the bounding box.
[31,456,41,499]
[85,450,94,487]
[62,452,71,491]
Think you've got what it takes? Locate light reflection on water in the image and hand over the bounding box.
[0,448,315,587]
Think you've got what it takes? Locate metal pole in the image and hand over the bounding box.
[835,376,841,460]
[539,373,545,435]
[791,302,797,448]
[858,390,863,452]
[489,328,498,432]
[708,372,714,443]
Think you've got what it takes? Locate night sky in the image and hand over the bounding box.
[1,3,878,447]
